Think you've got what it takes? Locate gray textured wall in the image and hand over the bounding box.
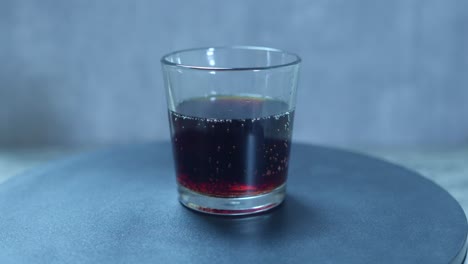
[1,0,467,147]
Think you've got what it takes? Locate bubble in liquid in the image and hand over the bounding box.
[170,100,292,196]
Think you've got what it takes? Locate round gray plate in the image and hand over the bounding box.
[0,143,466,264]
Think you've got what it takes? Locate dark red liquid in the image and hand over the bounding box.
[169,95,294,197]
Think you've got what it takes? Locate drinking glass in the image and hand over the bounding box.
[161,46,301,215]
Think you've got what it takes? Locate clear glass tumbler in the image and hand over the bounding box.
[161,46,301,215]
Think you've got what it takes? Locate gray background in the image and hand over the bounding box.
[1,0,467,148]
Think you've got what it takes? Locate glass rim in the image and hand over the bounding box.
[160,46,301,71]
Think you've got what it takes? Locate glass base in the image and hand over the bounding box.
[178,184,286,216]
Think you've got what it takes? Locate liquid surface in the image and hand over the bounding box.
[169,95,294,197]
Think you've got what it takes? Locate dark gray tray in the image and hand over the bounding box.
[0,142,466,263]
